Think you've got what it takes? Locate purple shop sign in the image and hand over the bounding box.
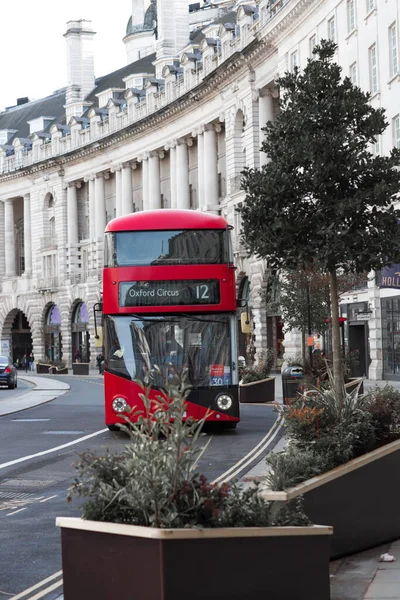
[379,265,400,289]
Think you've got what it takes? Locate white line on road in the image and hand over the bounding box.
[10,572,62,600]
[39,495,58,503]
[0,428,108,471]
[6,508,27,516]
[216,418,284,483]
[212,413,283,484]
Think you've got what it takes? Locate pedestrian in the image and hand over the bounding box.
[28,352,35,372]
[74,349,82,363]
[21,354,28,373]
[96,353,104,374]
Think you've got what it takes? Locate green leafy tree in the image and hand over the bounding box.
[240,40,400,394]
[278,268,367,356]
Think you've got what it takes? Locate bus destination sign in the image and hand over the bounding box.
[119,280,220,307]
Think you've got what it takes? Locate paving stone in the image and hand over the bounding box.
[374,570,400,582]
[365,582,400,598]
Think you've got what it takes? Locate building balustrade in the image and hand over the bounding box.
[35,276,59,291]
[69,273,82,285]
[0,0,294,175]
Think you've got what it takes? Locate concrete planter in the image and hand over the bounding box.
[262,438,400,559]
[72,363,89,375]
[36,363,51,374]
[239,377,275,403]
[56,517,332,600]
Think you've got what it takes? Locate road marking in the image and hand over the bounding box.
[216,418,283,483]
[12,420,50,423]
[212,413,283,484]
[0,428,108,471]
[39,495,58,503]
[10,572,62,600]
[6,507,27,516]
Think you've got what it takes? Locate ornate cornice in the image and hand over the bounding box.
[0,0,319,184]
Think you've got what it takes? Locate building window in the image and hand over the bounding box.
[372,136,381,155]
[328,16,335,42]
[290,50,298,71]
[347,0,356,33]
[309,35,316,57]
[349,62,357,84]
[366,0,374,13]
[393,115,400,149]
[369,44,378,93]
[389,23,399,77]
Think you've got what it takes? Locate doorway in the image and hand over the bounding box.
[348,324,368,377]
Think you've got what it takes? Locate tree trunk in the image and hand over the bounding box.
[301,329,306,363]
[329,268,343,396]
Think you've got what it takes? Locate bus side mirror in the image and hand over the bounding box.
[240,312,252,334]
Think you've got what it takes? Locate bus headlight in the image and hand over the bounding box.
[112,397,128,413]
[216,394,233,411]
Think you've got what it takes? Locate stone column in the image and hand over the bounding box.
[196,128,205,210]
[282,328,303,366]
[114,166,122,218]
[148,151,162,210]
[203,125,219,210]
[67,182,79,246]
[23,193,32,276]
[121,163,133,215]
[252,303,269,361]
[259,90,275,167]
[0,201,5,277]
[88,176,96,238]
[95,173,107,238]
[367,271,382,380]
[142,155,149,210]
[168,143,177,209]
[4,199,16,277]
[176,139,191,210]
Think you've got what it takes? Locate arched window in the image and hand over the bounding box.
[71,302,90,363]
[44,304,62,364]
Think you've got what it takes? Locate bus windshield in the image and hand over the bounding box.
[104,229,229,266]
[104,314,236,388]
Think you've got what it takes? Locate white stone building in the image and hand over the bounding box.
[0,0,399,378]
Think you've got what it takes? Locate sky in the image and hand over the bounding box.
[0,0,133,110]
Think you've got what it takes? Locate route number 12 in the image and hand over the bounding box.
[195,284,210,300]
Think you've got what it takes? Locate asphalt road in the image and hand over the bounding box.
[0,376,281,599]
[0,376,32,399]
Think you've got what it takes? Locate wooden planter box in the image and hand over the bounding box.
[262,438,400,559]
[56,367,69,375]
[72,363,89,376]
[57,518,332,600]
[239,377,275,403]
[345,377,364,395]
[36,363,51,374]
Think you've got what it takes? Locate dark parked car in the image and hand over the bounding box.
[0,356,17,389]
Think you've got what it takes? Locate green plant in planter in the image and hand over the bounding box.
[240,350,274,384]
[68,380,309,528]
[265,366,381,490]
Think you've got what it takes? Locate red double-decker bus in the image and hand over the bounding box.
[102,209,240,430]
